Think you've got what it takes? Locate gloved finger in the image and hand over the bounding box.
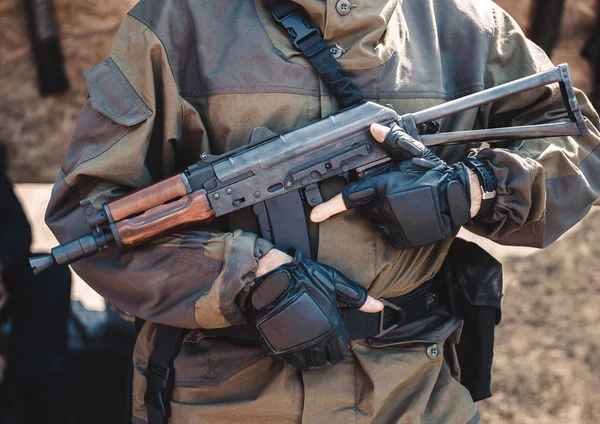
[341,177,378,210]
[371,123,427,161]
[327,335,349,364]
[310,193,347,223]
[331,272,373,310]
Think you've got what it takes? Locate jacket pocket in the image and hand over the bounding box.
[351,314,468,418]
[86,57,152,126]
[367,314,464,380]
[173,330,267,387]
[62,57,152,175]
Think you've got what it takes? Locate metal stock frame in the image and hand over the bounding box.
[400,64,589,146]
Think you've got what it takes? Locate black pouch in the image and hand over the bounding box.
[441,238,503,402]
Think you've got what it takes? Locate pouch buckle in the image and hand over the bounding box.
[144,360,172,417]
[272,11,321,50]
[374,299,407,339]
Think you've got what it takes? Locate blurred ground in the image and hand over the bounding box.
[1,0,600,423]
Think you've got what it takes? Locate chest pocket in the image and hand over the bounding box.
[62,57,152,175]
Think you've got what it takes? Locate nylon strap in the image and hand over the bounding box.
[200,282,440,342]
[144,325,187,424]
[264,0,362,108]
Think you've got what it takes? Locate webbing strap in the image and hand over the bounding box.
[144,325,187,424]
[201,282,440,342]
[264,0,362,108]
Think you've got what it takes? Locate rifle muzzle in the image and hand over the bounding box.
[30,231,114,274]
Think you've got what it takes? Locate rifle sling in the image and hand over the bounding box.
[264,0,362,108]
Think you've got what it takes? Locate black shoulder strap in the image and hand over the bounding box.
[264,0,362,108]
[144,325,187,424]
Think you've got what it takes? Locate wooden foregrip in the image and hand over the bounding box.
[108,174,189,222]
[115,190,214,247]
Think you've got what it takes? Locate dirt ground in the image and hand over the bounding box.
[1,0,600,423]
[473,210,600,423]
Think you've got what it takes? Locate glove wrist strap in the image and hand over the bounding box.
[464,158,497,219]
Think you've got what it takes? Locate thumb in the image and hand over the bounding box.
[370,123,390,142]
[359,295,385,313]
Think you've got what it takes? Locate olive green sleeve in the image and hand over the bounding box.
[45,15,273,329]
[465,5,600,247]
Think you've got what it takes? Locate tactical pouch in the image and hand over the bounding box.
[442,238,503,402]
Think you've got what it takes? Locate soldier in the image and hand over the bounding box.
[45,0,600,423]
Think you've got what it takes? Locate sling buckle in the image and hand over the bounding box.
[144,360,173,418]
[272,11,321,49]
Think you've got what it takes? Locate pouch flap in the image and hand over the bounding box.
[446,238,503,322]
[85,57,152,127]
[175,331,266,387]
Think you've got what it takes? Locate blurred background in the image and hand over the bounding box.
[0,0,599,423]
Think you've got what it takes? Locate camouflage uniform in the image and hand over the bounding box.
[46,0,600,423]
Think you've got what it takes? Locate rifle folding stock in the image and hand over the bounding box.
[31,64,588,274]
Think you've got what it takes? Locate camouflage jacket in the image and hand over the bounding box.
[45,1,600,423]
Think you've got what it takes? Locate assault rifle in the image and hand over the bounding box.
[31,64,588,274]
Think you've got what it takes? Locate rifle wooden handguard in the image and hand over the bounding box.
[115,190,214,247]
[108,174,189,222]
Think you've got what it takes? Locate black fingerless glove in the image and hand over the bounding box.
[245,250,367,370]
[342,124,479,250]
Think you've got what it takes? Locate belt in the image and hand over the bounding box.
[204,277,442,342]
[344,281,440,340]
[145,278,443,424]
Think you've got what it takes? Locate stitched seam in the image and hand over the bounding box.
[127,12,181,92]
[179,85,485,100]
[175,351,266,387]
[67,127,134,176]
[180,85,321,97]
[190,254,223,327]
[362,85,485,99]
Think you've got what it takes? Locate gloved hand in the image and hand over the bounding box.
[245,249,381,370]
[311,123,480,250]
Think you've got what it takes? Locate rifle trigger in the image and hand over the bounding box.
[304,183,324,206]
